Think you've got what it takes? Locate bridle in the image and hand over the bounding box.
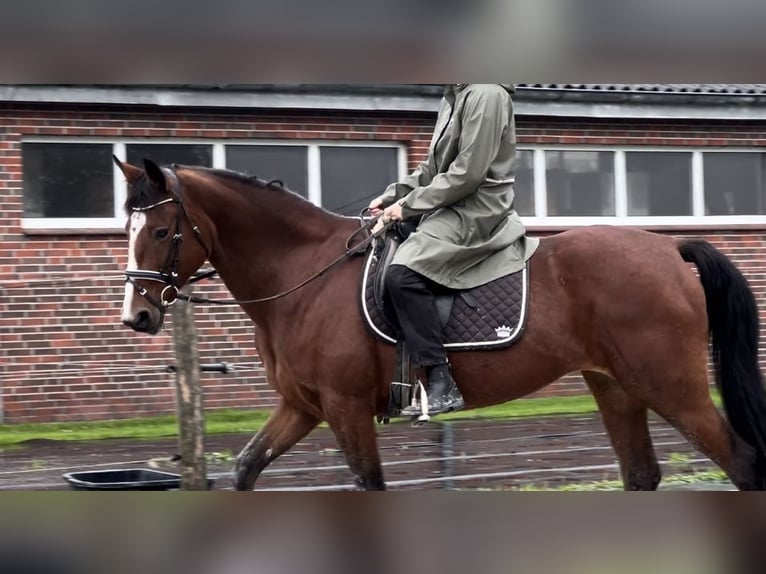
[124,168,211,311]
[125,166,390,310]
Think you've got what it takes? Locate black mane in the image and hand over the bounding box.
[124,163,306,214]
[178,165,287,191]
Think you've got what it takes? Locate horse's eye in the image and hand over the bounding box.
[154,228,169,240]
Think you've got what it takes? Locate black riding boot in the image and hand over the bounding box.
[386,265,465,417]
[401,363,465,417]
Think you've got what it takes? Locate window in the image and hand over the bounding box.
[320,146,399,215]
[21,140,403,231]
[546,150,615,216]
[126,144,212,168]
[704,152,766,215]
[23,143,114,218]
[226,145,309,198]
[513,147,766,225]
[227,144,401,214]
[23,139,766,231]
[626,152,692,216]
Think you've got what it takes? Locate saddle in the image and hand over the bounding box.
[358,222,530,421]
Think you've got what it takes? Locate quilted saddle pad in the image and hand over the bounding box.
[359,239,530,351]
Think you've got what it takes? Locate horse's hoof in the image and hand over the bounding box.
[232,459,253,491]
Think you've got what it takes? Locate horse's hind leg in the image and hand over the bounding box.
[613,350,762,490]
[582,371,661,490]
[234,399,319,491]
[323,396,386,491]
[648,386,762,491]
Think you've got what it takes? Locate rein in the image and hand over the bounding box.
[178,218,386,306]
[126,167,391,309]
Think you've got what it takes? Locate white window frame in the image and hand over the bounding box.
[519,146,766,228]
[21,138,407,232]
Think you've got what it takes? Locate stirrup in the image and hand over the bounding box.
[401,381,431,424]
[415,380,431,424]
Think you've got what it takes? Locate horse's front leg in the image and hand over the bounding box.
[324,395,386,491]
[234,399,319,491]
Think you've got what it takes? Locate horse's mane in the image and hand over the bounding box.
[179,165,288,192]
[178,165,324,210]
[125,164,306,214]
[178,165,343,219]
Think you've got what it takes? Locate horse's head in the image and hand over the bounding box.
[116,157,210,334]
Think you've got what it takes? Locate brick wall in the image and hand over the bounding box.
[1,104,765,423]
[0,104,435,423]
[518,117,766,147]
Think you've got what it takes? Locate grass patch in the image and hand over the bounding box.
[514,469,729,491]
[0,395,597,447]
[442,394,598,422]
[0,388,724,447]
[0,409,272,448]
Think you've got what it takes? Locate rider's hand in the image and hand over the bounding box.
[382,201,404,223]
[369,196,385,216]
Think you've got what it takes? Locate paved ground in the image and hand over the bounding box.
[0,414,733,491]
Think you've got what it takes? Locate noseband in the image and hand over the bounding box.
[125,168,210,311]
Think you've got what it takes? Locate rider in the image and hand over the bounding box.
[369,84,539,417]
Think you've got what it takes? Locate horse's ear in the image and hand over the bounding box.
[143,158,168,193]
[113,156,143,185]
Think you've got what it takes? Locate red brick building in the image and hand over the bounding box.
[2,84,766,423]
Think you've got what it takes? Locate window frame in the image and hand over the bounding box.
[21,138,407,233]
[518,145,766,228]
[23,138,766,232]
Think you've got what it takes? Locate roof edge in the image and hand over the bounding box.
[3,85,766,120]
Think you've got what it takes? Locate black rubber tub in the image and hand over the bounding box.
[62,468,213,491]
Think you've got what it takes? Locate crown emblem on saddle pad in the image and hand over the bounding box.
[495,325,513,339]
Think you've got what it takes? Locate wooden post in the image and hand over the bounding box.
[170,298,208,490]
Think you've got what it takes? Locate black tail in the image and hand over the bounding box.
[679,239,766,475]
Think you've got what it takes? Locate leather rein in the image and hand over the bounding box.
[125,166,390,310]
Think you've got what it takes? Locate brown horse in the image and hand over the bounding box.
[116,157,766,491]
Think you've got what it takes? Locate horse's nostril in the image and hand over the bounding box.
[123,310,152,332]
[135,310,150,329]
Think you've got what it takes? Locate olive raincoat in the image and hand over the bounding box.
[380,84,539,290]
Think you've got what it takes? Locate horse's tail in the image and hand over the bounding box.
[678,239,766,475]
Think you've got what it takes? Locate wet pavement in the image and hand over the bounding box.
[0,414,733,491]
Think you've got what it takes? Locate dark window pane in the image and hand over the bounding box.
[627,152,692,216]
[23,143,113,218]
[321,147,399,216]
[514,149,534,216]
[226,145,308,197]
[546,151,615,216]
[126,144,212,168]
[704,153,766,215]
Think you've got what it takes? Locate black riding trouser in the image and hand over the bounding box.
[384,264,448,368]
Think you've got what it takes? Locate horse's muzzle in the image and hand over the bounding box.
[122,309,162,334]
